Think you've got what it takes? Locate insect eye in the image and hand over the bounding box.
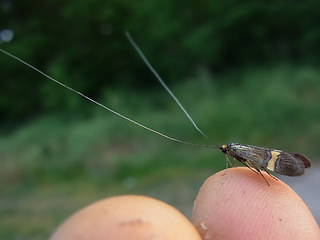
[220,145,227,153]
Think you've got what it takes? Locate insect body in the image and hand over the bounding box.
[220,143,310,184]
[0,32,311,185]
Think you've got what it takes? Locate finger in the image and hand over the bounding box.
[192,167,320,240]
[50,195,201,240]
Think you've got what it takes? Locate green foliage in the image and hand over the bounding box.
[1,0,320,120]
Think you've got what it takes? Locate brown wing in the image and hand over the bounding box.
[274,152,309,176]
[293,153,311,168]
[227,144,271,169]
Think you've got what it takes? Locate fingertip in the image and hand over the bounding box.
[192,167,319,240]
[50,195,201,240]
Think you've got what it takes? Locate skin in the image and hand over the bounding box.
[50,167,320,240]
[49,195,202,240]
[193,167,320,240]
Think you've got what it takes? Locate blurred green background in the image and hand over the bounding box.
[1,1,320,239]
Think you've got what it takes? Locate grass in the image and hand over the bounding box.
[1,64,320,239]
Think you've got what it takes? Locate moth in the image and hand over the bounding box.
[0,32,311,185]
[220,143,310,185]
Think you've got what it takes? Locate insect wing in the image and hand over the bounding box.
[227,144,271,169]
[293,153,311,168]
[272,152,311,176]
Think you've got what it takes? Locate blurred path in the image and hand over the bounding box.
[280,164,320,225]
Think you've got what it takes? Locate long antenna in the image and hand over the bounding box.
[0,48,217,149]
[125,32,218,147]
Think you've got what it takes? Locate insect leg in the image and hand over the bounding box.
[222,155,234,176]
[263,168,279,181]
[233,157,238,167]
[240,161,259,174]
[256,169,270,186]
[240,161,270,185]
[225,155,234,168]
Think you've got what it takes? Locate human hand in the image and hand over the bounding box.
[50,167,320,240]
